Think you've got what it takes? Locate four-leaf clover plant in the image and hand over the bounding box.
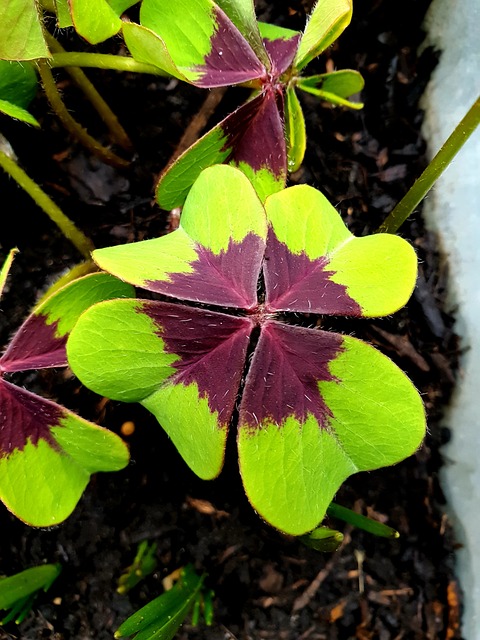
[67,165,426,536]
[122,0,364,207]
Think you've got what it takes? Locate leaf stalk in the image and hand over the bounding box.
[36,60,130,168]
[44,34,133,151]
[377,94,480,233]
[0,149,94,259]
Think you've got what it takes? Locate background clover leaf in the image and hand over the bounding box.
[67,165,426,535]
[119,0,362,208]
[0,267,133,525]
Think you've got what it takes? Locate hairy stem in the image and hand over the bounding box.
[49,52,168,76]
[0,149,94,259]
[377,94,480,233]
[36,60,130,168]
[45,34,133,151]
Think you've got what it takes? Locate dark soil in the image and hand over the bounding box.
[0,1,464,638]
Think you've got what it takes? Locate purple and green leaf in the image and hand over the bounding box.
[238,326,425,534]
[67,165,425,535]
[122,0,359,205]
[139,0,265,88]
[215,0,270,68]
[67,298,254,479]
[257,21,300,77]
[97,165,267,308]
[0,382,129,525]
[1,272,135,372]
[156,92,286,210]
[264,185,418,316]
[0,271,134,525]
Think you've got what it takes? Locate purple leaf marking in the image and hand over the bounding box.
[141,301,254,423]
[146,234,265,310]
[0,379,61,455]
[239,320,343,430]
[263,34,300,77]
[223,90,286,178]
[195,6,265,88]
[264,229,362,315]
[0,314,67,374]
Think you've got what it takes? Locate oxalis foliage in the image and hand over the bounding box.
[0,254,132,526]
[67,165,426,536]
[125,0,364,206]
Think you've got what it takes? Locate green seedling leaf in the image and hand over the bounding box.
[297,70,364,109]
[0,99,39,126]
[115,564,206,640]
[299,526,344,552]
[294,0,352,71]
[0,0,50,60]
[0,563,61,624]
[0,272,133,525]
[117,541,158,595]
[284,86,306,172]
[139,0,265,88]
[0,60,39,125]
[0,248,18,298]
[0,60,38,108]
[326,502,400,539]
[55,0,139,32]
[69,0,122,44]
[68,165,426,536]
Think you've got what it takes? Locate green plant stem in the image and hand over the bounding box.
[36,60,130,168]
[0,149,94,259]
[377,94,480,233]
[49,53,168,77]
[45,34,133,151]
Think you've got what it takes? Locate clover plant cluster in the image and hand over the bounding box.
[0,0,430,539]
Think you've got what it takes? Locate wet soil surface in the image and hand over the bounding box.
[0,0,464,638]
